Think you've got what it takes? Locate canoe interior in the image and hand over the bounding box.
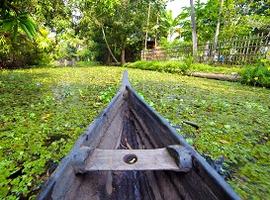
[38,73,239,200]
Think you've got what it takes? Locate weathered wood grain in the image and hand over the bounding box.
[79,147,191,171]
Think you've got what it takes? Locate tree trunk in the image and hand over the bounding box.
[106,52,112,64]
[190,0,198,61]
[121,48,126,65]
[101,26,119,64]
[190,72,240,82]
[154,14,159,48]
[144,3,151,50]
[213,0,224,60]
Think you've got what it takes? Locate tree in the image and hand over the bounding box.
[0,0,38,67]
[159,11,181,42]
[144,3,151,50]
[78,0,167,65]
[1,0,169,66]
[190,0,198,60]
[0,0,37,41]
[77,0,121,64]
[213,0,224,58]
[0,0,75,68]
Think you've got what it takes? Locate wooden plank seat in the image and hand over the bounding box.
[72,145,192,173]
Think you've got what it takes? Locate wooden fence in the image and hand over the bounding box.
[141,33,270,65]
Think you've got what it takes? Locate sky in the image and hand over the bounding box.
[167,0,208,18]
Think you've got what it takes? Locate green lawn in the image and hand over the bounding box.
[0,66,269,199]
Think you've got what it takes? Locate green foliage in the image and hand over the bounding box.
[98,87,116,103]
[190,63,242,74]
[0,0,75,68]
[178,0,219,42]
[124,60,191,74]
[78,0,168,63]
[129,68,270,199]
[0,12,37,41]
[76,61,101,67]
[241,63,270,88]
[54,30,85,61]
[159,37,184,49]
[0,67,122,199]
[0,66,269,199]
[124,60,241,75]
[0,28,55,68]
[0,1,40,68]
[177,0,270,44]
[1,0,269,67]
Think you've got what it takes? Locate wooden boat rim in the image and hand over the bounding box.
[38,70,240,200]
[121,71,240,199]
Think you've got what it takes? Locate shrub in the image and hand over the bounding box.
[241,64,270,88]
[124,59,245,76]
[124,60,192,75]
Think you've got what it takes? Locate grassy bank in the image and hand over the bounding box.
[125,60,270,88]
[0,66,269,199]
[124,60,242,75]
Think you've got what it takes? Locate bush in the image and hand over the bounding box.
[0,38,56,69]
[124,60,192,75]
[124,59,243,75]
[241,63,270,88]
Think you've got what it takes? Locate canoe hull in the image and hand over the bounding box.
[38,71,240,200]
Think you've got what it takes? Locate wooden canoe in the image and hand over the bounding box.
[38,71,240,200]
